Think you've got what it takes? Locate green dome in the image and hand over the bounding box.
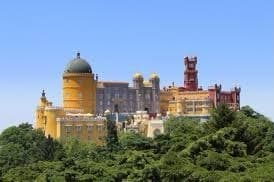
[64,53,92,73]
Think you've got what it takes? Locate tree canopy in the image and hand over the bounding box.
[0,105,274,181]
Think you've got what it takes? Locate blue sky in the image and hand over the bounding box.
[0,0,273,131]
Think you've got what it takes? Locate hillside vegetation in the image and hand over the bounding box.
[0,105,273,181]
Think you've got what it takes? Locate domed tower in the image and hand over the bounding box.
[133,73,144,111]
[150,73,160,89]
[149,73,160,113]
[63,52,97,114]
[133,73,144,88]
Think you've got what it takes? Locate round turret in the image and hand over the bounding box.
[63,52,97,114]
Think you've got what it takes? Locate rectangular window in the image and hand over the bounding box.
[115,93,119,99]
[76,126,82,132]
[87,125,93,133]
[145,93,150,100]
[185,101,193,106]
[65,126,72,133]
[78,92,83,99]
[97,125,103,132]
[186,108,193,112]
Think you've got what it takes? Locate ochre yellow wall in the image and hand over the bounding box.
[35,108,45,130]
[35,95,64,139]
[35,97,48,130]
[44,108,64,138]
[159,92,170,114]
[63,73,96,114]
[160,87,179,114]
[178,91,209,100]
[161,87,212,115]
[57,120,106,145]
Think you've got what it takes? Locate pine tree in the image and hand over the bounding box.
[106,114,118,151]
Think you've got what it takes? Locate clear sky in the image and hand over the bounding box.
[0,0,273,132]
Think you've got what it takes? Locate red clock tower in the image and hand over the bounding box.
[184,56,198,91]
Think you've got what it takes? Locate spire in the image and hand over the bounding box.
[42,90,46,97]
[76,52,80,59]
[40,89,47,101]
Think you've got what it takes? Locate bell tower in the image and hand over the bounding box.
[184,56,198,91]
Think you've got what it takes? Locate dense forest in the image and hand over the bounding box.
[0,105,273,181]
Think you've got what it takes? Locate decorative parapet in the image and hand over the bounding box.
[63,73,94,77]
[45,106,63,111]
[57,115,106,123]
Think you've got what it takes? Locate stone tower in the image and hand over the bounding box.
[184,56,198,91]
[133,73,144,111]
[149,73,160,113]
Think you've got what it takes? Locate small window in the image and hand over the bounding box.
[65,126,72,133]
[76,126,82,132]
[79,92,83,98]
[115,93,119,99]
[87,125,93,132]
[189,63,194,69]
[97,125,103,132]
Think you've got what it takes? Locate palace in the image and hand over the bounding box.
[35,53,161,142]
[35,53,240,142]
[160,56,241,118]
[35,53,105,144]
